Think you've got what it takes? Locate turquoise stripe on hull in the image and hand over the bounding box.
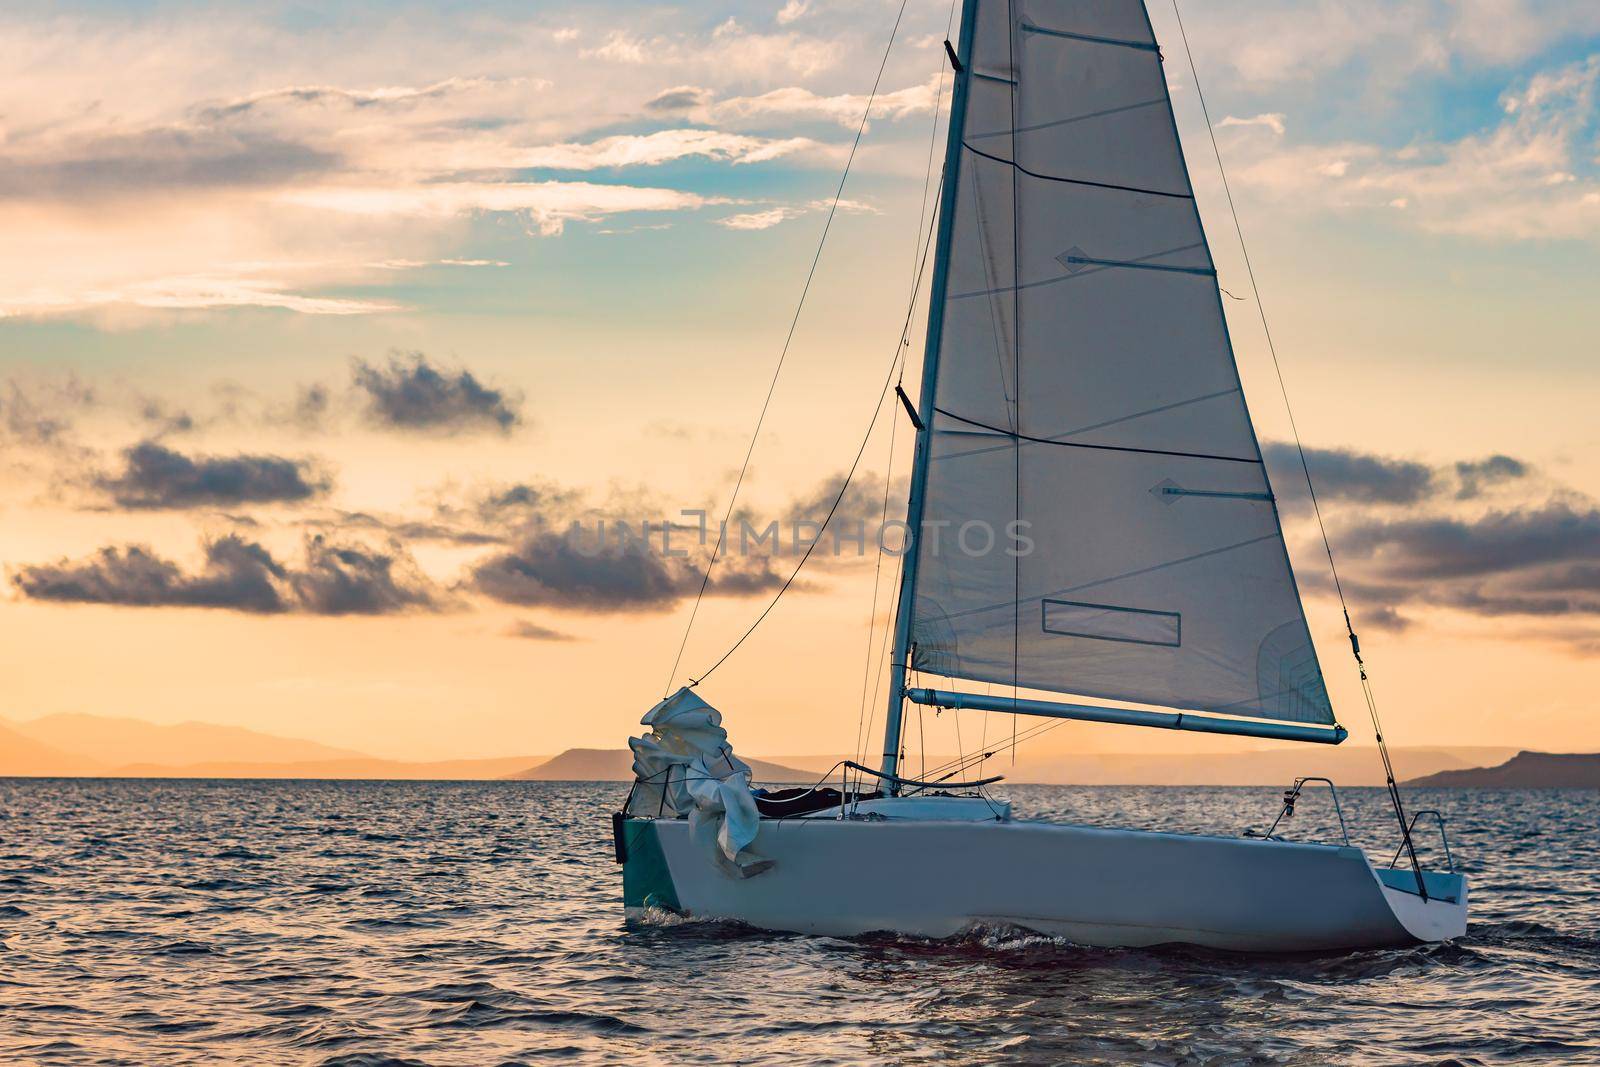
[621,819,682,914]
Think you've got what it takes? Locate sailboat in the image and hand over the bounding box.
[614,0,1468,952]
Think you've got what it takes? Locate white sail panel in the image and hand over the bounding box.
[908,0,1333,725]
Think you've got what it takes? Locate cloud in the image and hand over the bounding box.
[1357,604,1413,633]
[467,527,784,613]
[1263,442,1435,505]
[95,441,331,509]
[1340,502,1600,583]
[716,197,874,230]
[776,0,811,26]
[468,530,697,612]
[197,78,513,121]
[0,13,846,321]
[1170,0,1600,86]
[717,208,799,230]
[454,481,585,531]
[454,462,907,614]
[1265,443,1593,650]
[283,179,722,236]
[0,129,338,200]
[508,129,820,170]
[583,19,838,79]
[1456,455,1530,500]
[1217,113,1286,136]
[1,377,95,447]
[711,76,940,128]
[314,510,509,547]
[1219,55,1600,241]
[1312,501,1600,654]
[504,619,577,641]
[112,275,401,316]
[581,33,651,65]
[784,470,906,530]
[289,538,445,615]
[352,352,523,435]
[646,86,713,111]
[1265,442,1538,508]
[11,537,287,613]
[111,355,527,438]
[9,534,444,616]
[289,383,333,431]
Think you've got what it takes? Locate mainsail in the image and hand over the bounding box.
[893,0,1334,731]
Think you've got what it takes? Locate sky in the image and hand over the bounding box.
[1,0,1598,764]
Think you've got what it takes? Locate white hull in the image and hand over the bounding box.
[620,800,1467,953]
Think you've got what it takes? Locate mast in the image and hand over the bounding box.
[880,0,978,787]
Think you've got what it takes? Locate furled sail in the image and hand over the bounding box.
[905,0,1333,726]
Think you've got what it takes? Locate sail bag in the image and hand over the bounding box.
[628,688,768,876]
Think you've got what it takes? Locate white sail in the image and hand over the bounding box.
[906,0,1333,726]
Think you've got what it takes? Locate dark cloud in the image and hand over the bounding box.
[322,509,508,546]
[11,537,286,612]
[784,471,906,531]
[1523,563,1600,594]
[470,529,697,612]
[137,397,197,436]
[1265,443,1537,510]
[1262,442,1434,505]
[1,378,95,447]
[450,467,906,614]
[1322,502,1600,650]
[468,527,783,613]
[1455,454,1529,500]
[504,619,577,641]
[352,352,522,435]
[10,535,443,616]
[1340,502,1600,581]
[467,482,580,527]
[288,538,443,615]
[198,82,481,122]
[1358,605,1412,632]
[0,129,335,199]
[97,441,331,509]
[645,86,713,111]
[1509,625,1600,658]
[291,383,332,431]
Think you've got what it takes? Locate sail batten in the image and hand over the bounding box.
[898,0,1336,732]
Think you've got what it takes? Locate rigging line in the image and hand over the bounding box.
[693,167,948,689]
[662,0,914,697]
[918,691,927,782]
[861,552,904,769]
[855,385,901,766]
[918,708,1069,781]
[1169,0,1427,894]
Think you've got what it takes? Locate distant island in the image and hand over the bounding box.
[0,714,816,782]
[9,710,1592,786]
[1406,751,1600,788]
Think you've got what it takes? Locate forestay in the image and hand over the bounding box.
[905,0,1333,726]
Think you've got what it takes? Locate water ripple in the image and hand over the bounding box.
[1,779,1597,1065]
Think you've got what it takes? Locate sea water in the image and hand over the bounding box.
[2,779,1597,1065]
